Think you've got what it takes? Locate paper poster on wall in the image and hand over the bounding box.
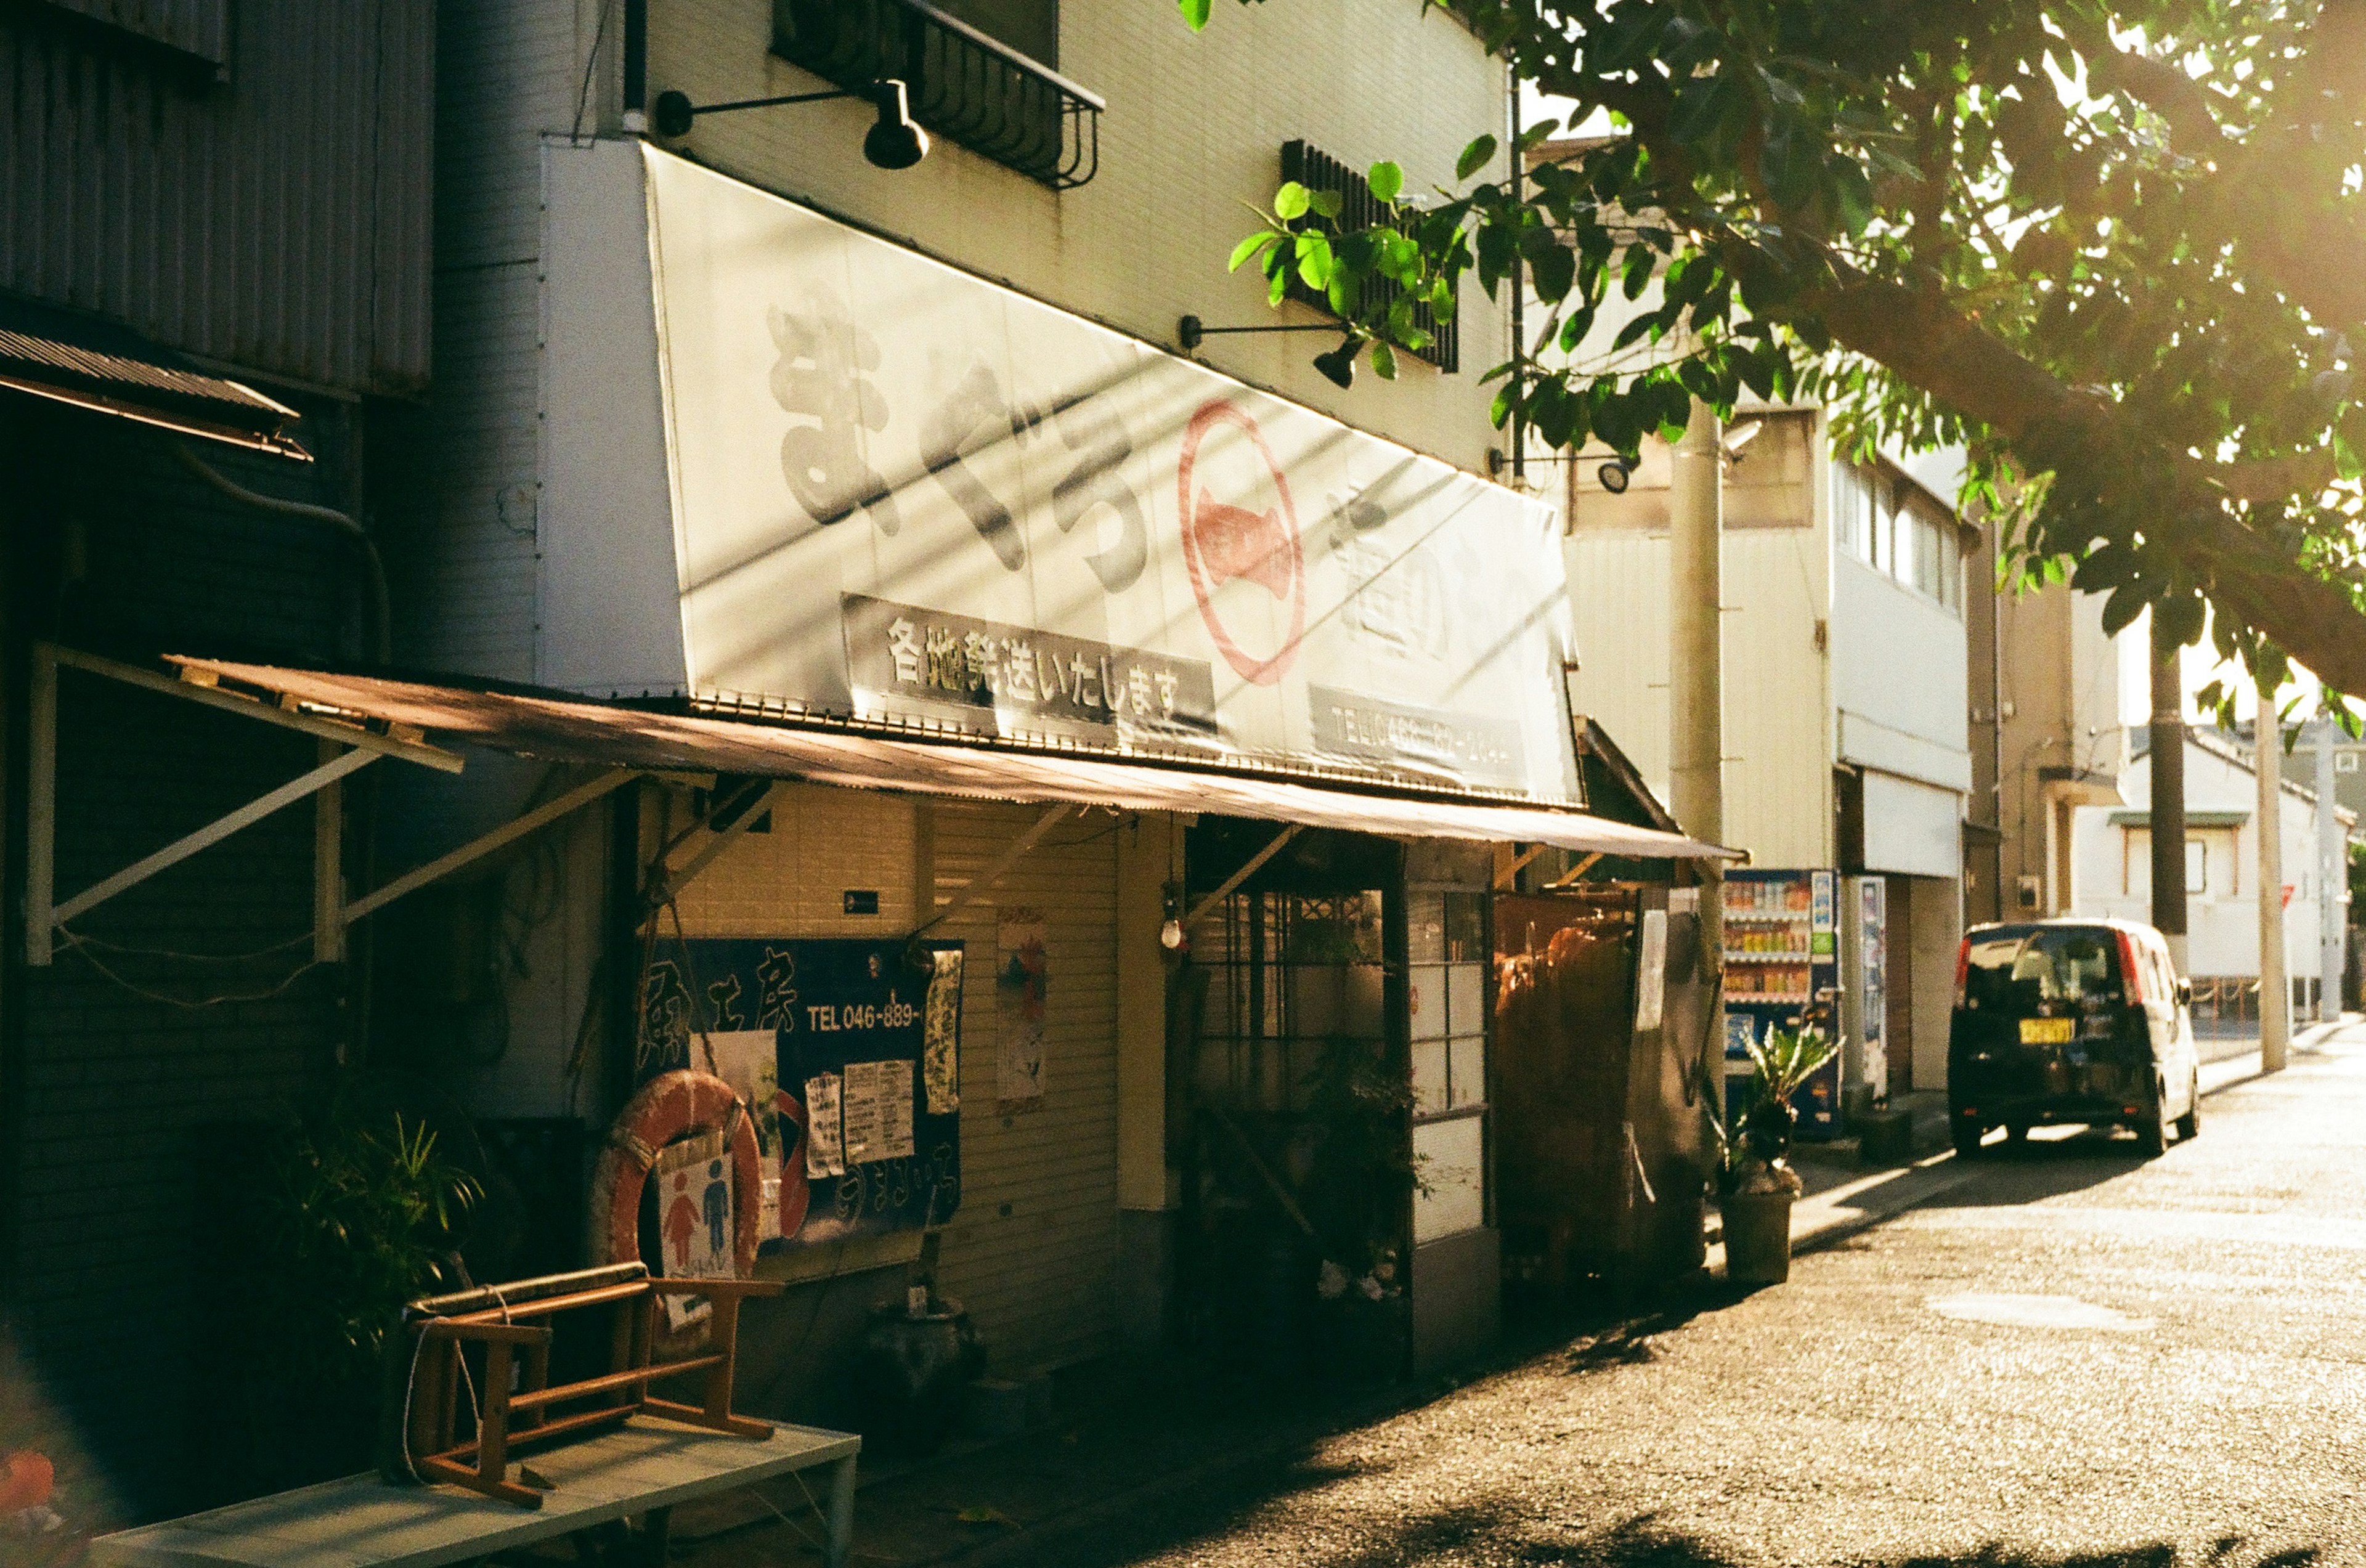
[924,948,964,1114]
[637,937,963,1251]
[996,909,1049,1108]
[652,1129,733,1328]
[699,1028,784,1240]
[1633,909,1669,1034]
[804,1073,845,1177]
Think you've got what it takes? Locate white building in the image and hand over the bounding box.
[1559,408,1976,1097]
[2070,728,2352,1012]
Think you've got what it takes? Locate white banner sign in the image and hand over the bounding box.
[548,144,1577,802]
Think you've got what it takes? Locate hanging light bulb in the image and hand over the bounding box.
[1160,882,1187,951]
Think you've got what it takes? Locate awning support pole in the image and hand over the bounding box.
[1494,844,1548,891]
[1184,824,1300,927]
[49,745,381,936]
[344,771,639,926]
[25,644,56,965]
[914,804,1071,935]
[643,781,790,908]
[1547,851,1605,889]
[315,737,346,964]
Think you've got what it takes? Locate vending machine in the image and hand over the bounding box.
[1722,868,1842,1140]
[1840,875,1889,1104]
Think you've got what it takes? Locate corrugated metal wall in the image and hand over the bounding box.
[929,800,1121,1375]
[665,786,1123,1378]
[0,0,434,396]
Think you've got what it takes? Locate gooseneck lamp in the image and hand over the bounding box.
[652,79,929,172]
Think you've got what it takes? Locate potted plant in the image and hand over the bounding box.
[1708,1022,1839,1286]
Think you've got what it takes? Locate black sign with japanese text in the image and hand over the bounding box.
[637,936,965,1249]
[843,593,1217,742]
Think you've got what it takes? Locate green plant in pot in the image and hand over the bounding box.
[1705,1022,1838,1286]
[216,1096,479,1493]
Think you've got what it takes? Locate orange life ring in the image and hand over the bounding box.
[588,1069,762,1277]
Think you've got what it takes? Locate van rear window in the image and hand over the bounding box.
[1962,928,2124,1010]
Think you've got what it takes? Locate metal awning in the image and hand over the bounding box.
[172,659,1737,861]
[0,294,308,458]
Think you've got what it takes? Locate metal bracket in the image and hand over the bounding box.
[344,771,642,927]
[1493,844,1549,891]
[1184,824,1299,927]
[643,781,789,909]
[913,803,1072,937]
[26,644,404,965]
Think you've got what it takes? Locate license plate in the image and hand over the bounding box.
[2019,1017,2075,1045]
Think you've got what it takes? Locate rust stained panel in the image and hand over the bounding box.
[168,660,1741,861]
[0,0,433,396]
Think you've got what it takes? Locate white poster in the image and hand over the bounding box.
[543,142,1579,805]
[700,1028,783,1239]
[1634,909,1669,1034]
[652,1130,733,1328]
[996,909,1049,1108]
[839,1060,916,1164]
[803,1072,845,1177]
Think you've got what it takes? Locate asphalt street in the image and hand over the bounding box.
[999,1027,2366,1568]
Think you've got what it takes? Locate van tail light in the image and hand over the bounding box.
[1954,936,1970,1004]
[2115,929,2148,1004]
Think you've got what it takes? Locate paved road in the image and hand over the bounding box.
[1019,1028,2366,1568]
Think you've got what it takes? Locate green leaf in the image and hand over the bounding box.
[1177,0,1211,28]
[1227,232,1276,273]
[1456,134,1499,182]
[1368,160,1404,203]
[1295,231,1335,290]
[1274,181,1311,221]
[1620,243,1655,301]
[1370,341,1399,380]
[1528,240,1576,304]
[1309,189,1344,220]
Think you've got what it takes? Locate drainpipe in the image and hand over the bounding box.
[622,0,648,133]
[1506,72,1524,489]
[173,442,391,664]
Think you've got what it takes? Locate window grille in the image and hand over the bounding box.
[1280,140,1460,372]
[773,0,1103,189]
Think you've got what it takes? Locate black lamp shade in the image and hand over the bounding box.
[1312,336,1359,389]
[862,79,929,170]
[1598,459,1632,494]
[652,89,695,138]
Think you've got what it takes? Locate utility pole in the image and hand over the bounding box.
[1670,397,1724,1054]
[2257,676,2288,1071]
[2149,615,2189,973]
[2318,709,2346,1022]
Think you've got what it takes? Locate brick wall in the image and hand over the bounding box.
[2,397,359,1524]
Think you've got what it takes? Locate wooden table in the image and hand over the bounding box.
[87,1418,860,1568]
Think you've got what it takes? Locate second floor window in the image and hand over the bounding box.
[1834,459,1962,614]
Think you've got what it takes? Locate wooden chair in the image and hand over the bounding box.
[390,1263,784,1508]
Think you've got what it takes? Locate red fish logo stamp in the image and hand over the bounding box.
[1177,400,1306,685]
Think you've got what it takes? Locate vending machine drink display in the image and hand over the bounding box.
[1722,868,1841,1140]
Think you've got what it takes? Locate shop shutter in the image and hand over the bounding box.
[928,800,1121,1375]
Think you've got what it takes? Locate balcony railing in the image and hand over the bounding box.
[1280,139,1460,372]
[773,0,1103,190]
